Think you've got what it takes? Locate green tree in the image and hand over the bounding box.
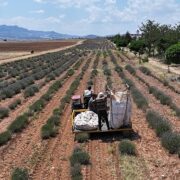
[140,20,160,56]
[129,40,146,56]
[165,43,180,64]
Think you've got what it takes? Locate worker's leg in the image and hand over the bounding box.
[98,113,102,130]
[84,97,88,109]
[104,111,110,130]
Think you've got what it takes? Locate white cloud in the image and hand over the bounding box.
[33,0,44,3]
[31,0,180,26]
[30,9,45,14]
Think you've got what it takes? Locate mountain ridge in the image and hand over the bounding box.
[0,25,98,40]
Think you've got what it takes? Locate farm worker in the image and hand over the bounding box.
[96,92,110,131]
[83,86,93,109]
[88,93,97,113]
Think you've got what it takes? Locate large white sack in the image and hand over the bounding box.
[109,91,131,129]
[74,111,98,130]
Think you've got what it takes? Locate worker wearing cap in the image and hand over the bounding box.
[83,86,93,109]
[96,92,110,130]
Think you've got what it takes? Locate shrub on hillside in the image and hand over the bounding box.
[70,163,82,180]
[8,114,28,133]
[0,107,9,119]
[29,99,46,112]
[11,167,29,180]
[115,66,123,73]
[163,80,169,86]
[1,88,15,98]
[70,149,90,166]
[67,69,74,76]
[8,99,21,110]
[131,88,148,111]
[0,131,11,145]
[24,85,39,98]
[125,64,136,75]
[47,115,60,126]
[146,110,172,137]
[103,68,111,76]
[139,66,151,75]
[148,86,172,106]
[46,73,56,82]
[41,123,57,139]
[170,103,180,117]
[161,132,180,154]
[119,140,136,156]
[53,108,61,116]
[48,80,62,94]
[159,92,172,106]
[41,93,52,102]
[123,78,135,88]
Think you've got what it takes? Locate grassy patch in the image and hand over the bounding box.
[120,155,148,180]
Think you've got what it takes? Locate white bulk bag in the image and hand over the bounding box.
[109,91,131,129]
[74,111,98,130]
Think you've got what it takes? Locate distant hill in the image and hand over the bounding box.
[84,34,99,39]
[0,25,98,40]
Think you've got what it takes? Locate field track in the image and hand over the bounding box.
[0,40,83,65]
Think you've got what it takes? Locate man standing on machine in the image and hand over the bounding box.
[96,92,110,131]
[83,86,93,109]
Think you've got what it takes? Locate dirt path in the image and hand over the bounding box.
[149,58,180,75]
[0,55,89,180]
[0,40,84,65]
[115,52,180,179]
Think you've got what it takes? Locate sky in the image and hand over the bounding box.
[0,0,179,36]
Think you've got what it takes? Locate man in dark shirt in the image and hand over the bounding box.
[96,93,110,131]
[88,93,97,113]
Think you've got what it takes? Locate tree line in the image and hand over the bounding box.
[110,20,180,65]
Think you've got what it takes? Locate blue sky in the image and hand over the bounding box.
[0,0,179,35]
